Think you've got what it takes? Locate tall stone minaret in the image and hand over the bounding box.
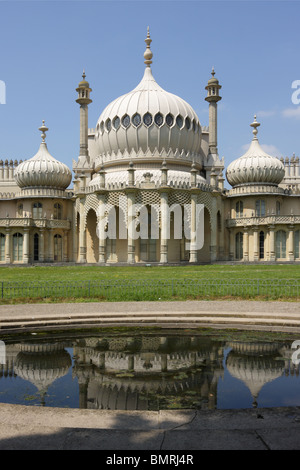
[76,71,92,164]
[205,67,222,156]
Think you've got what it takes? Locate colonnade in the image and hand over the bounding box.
[77,191,218,264]
[229,225,299,261]
[0,228,69,263]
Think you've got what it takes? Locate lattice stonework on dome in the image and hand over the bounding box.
[106,191,127,228]
[83,193,100,228]
[136,190,161,206]
[168,191,191,206]
[198,192,213,212]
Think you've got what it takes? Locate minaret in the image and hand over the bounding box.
[205,67,222,156]
[76,70,92,162]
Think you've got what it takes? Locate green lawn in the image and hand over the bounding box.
[0,264,299,303]
[0,263,299,282]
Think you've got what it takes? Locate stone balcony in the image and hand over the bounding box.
[226,214,300,228]
[0,218,71,230]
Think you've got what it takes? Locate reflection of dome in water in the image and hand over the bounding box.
[14,343,72,403]
[226,344,284,407]
[74,335,225,411]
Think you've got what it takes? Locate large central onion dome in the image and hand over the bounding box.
[94,29,202,164]
[226,116,285,188]
[15,121,72,190]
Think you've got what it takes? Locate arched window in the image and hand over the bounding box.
[236,201,243,218]
[0,233,5,261]
[13,233,23,261]
[259,231,265,259]
[235,232,243,260]
[54,234,62,262]
[276,230,286,259]
[33,202,42,218]
[255,199,265,217]
[295,230,300,259]
[54,203,62,220]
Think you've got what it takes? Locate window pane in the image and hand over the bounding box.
[13,233,23,261]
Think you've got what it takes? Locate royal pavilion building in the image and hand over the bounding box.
[0,30,300,265]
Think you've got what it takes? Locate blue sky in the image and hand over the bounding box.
[1,0,300,188]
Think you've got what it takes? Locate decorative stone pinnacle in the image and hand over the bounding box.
[39,120,48,142]
[144,26,153,67]
[82,70,86,80]
[211,66,215,77]
[250,115,260,139]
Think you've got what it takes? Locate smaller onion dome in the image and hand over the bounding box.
[78,70,90,88]
[226,116,285,188]
[14,121,72,190]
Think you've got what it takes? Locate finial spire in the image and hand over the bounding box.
[250,115,260,140]
[82,69,86,80]
[144,26,153,67]
[211,66,215,77]
[39,120,48,143]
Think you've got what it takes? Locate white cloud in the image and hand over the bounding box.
[282,107,300,118]
[260,144,283,157]
[240,143,282,157]
[256,110,276,118]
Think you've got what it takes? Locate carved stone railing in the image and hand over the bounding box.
[226,215,300,228]
[0,218,71,230]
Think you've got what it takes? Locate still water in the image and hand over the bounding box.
[1,329,300,410]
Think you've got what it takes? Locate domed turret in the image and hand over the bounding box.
[14,121,72,190]
[226,116,285,188]
[94,28,202,166]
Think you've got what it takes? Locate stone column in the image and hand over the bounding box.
[268,225,275,261]
[5,228,10,264]
[39,229,44,262]
[79,199,86,263]
[127,190,136,264]
[23,228,30,264]
[189,193,198,263]
[63,230,68,262]
[160,192,168,263]
[210,218,217,262]
[253,227,259,262]
[48,228,54,262]
[288,225,295,261]
[243,228,249,261]
[229,229,234,261]
[98,194,106,263]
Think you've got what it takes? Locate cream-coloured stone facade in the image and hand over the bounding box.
[1,30,300,265]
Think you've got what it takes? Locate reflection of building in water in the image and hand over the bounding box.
[226,341,289,407]
[73,335,224,410]
[0,345,19,378]
[1,335,299,410]
[12,343,71,405]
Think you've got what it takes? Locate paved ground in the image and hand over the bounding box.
[1,299,300,332]
[1,403,300,450]
[1,300,300,450]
